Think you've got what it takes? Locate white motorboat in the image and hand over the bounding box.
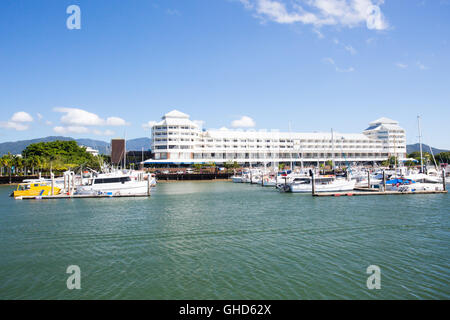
[76,172,150,196]
[280,175,356,193]
[231,175,243,183]
[385,178,444,192]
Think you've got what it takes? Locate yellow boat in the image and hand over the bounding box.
[13,182,61,198]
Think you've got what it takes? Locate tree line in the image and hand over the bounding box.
[382,151,450,167]
[0,140,109,181]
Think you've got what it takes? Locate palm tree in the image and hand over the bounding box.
[2,153,14,183]
[28,156,41,176]
[12,155,23,176]
[0,155,8,177]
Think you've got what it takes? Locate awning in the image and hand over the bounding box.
[401,158,419,163]
[141,159,208,165]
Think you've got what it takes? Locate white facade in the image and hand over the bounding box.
[81,145,99,157]
[363,117,407,157]
[148,110,407,165]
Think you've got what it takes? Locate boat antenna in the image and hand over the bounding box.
[417,115,424,172]
[289,121,293,171]
[428,143,439,171]
[331,128,335,170]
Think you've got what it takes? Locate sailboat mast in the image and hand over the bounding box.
[417,116,423,172]
[289,121,293,171]
[331,128,335,169]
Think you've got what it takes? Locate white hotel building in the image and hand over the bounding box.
[145,110,407,166]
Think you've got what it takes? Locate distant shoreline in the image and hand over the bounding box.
[157,179,231,183]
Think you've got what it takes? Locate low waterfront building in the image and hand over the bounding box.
[81,145,99,157]
[144,110,407,166]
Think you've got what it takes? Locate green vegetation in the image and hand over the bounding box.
[381,156,398,167]
[406,151,449,166]
[408,151,432,163]
[325,160,333,168]
[0,140,106,178]
[223,161,240,169]
[435,152,450,164]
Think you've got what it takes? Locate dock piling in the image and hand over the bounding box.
[312,171,316,195]
[443,169,447,191]
[51,172,54,196]
[71,172,75,195]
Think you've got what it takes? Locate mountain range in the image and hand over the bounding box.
[0,136,151,156]
[0,137,447,156]
[406,143,448,155]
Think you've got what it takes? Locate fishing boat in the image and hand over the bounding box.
[280,175,356,193]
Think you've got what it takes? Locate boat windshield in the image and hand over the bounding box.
[93,176,132,184]
[17,184,31,191]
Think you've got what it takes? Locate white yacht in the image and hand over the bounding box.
[280,175,356,193]
[231,176,243,183]
[76,172,150,196]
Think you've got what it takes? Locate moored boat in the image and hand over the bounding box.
[13,182,61,198]
[280,175,356,193]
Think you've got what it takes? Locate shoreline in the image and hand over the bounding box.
[157,179,231,183]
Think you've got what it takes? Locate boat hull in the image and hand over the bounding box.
[288,180,356,193]
[76,181,149,196]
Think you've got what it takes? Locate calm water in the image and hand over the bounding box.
[0,181,449,299]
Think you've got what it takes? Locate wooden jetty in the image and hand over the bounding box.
[310,169,448,197]
[13,172,153,200]
[15,194,150,200]
[313,190,447,197]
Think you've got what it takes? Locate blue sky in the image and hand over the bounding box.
[0,0,449,149]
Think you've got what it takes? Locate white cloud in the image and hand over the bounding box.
[54,107,104,126]
[37,113,43,120]
[417,61,428,70]
[332,38,357,55]
[53,126,89,134]
[0,121,29,131]
[395,62,408,69]
[231,116,256,128]
[166,9,181,16]
[93,129,115,136]
[0,111,33,131]
[323,57,354,72]
[142,121,157,129]
[11,111,33,122]
[313,28,324,38]
[53,107,129,127]
[103,129,115,136]
[238,0,388,30]
[344,45,357,55]
[45,120,53,125]
[106,116,129,126]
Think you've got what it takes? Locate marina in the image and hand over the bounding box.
[1,0,449,305]
[1,181,448,299]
